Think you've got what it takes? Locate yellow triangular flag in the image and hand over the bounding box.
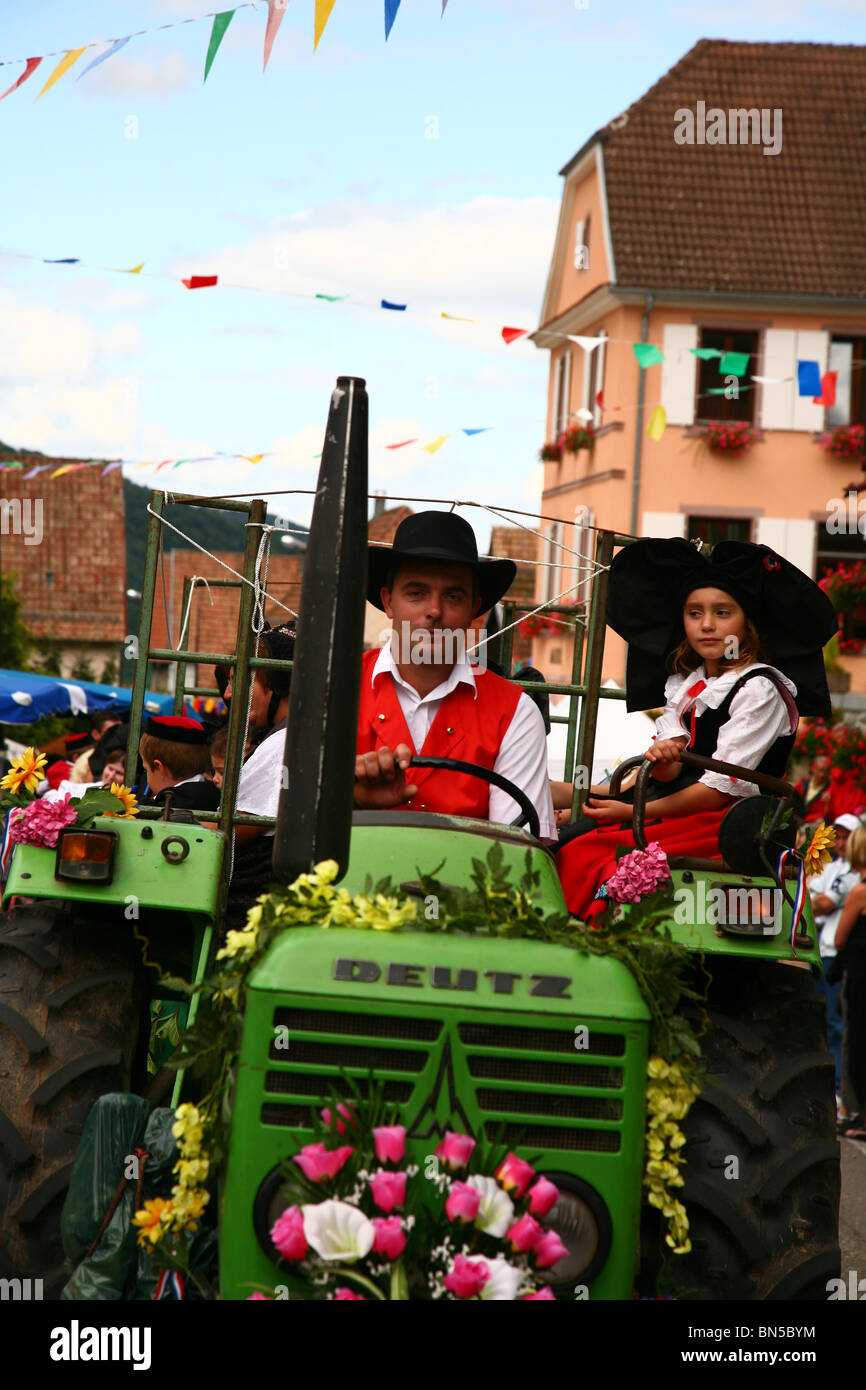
[120,263,146,275]
[441,312,474,323]
[421,435,450,454]
[50,464,75,478]
[314,0,337,49]
[241,454,264,464]
[646,405,666,441]
[37,47,87,98]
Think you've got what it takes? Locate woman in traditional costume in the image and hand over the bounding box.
[557,538,837,920]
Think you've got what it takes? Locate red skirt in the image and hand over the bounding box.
[556,810,729,922]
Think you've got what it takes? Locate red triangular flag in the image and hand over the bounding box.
[813,370,838,408]
[385,439,418,449]
[0,56,43,102]
[182,275,218,289]
[501,326,529,344]
[595,390,603,411]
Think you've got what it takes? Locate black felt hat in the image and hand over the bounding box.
[606,537,838,717]
[368,511,516,614]
[143,715,208,746]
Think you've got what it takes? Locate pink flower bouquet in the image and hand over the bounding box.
[605,841,671,904]
[258,1100,566,1301]
[9,794,78,849]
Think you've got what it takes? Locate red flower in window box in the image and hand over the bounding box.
[699,420,758,455]
[538,440,563,463]
[820,423,865,461]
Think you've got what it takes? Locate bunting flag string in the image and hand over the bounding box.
[0,0,448,101]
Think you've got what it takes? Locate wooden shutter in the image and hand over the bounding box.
[760,329,796,430]
[660,324,698,425]
[592,333,606,427]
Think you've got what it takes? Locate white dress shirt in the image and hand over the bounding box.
[236,726,287,828]
[653,661,798,799]
[370,643,557,840]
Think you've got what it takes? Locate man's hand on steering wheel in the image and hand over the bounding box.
[354,743,418,809]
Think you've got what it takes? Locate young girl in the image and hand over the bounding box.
[557,537,837,920]
[830,824,866,1139]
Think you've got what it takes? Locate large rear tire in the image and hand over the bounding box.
[644,958,841,1300]
[0,902,148,1297]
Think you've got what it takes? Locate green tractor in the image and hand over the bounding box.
[0,378,840,1300]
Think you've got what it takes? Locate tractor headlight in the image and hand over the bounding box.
[535,1173,612,1289]
[55,829,117,884]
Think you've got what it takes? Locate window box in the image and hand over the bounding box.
[697,420,760,456]
[820,423,866,462]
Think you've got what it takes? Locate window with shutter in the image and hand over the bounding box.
[696,327,758,423]
[554,350,572,437]
[545,521,563,603]
[572,505,595,604]
[827,335,866,428]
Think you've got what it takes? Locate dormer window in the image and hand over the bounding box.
[574,215,590,271]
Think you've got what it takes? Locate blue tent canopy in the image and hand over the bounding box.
[0,670,175,725]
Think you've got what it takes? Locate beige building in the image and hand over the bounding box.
[530,39,866,691]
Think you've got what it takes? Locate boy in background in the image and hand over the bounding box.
[207,726,227,791]
[139,715,221,812]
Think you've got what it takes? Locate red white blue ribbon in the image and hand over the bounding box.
[1,810,19,879]
[776,848,807,956]
[153,1270,185,1300]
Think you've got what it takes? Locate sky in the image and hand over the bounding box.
[1,0,864,555]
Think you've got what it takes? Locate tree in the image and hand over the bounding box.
[0,572,32,669]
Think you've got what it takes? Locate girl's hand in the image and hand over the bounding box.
[583,796,633,826]
[644,737,688,763]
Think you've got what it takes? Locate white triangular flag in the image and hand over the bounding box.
[573,409,594,422]
[568,335,605,353]
[751,375,783,384]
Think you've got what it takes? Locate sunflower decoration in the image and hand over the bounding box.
[802,820,836,877]
[132,1197,173,1248]
[107,783,138,818]
[0,747,48,797]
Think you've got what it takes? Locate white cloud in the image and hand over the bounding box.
[199,194,559,335]
[0,290,99,383]
[80,45,191,99]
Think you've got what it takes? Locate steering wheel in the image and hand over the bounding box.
[408,755,541,840]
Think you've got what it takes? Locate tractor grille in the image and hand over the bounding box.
[259,1006,628,1153]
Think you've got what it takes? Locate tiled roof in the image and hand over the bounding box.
[570,40,866,298]
[367,505,413,543]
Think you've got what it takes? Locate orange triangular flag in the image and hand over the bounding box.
[37,48,86,98]
[314,0,337,49]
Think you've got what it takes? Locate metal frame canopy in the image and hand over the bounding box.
[124,376,628,916]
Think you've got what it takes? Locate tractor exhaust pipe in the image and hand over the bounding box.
[272,376,369,884]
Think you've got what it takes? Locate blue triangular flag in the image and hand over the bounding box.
[462,428,488,436]
[43,258,80,264]
[385,0,401,39]
[797,360,822,397]
[77,36,131,80]
[381,298,406,311]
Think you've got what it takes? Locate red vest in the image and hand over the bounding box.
[356,649,522,818]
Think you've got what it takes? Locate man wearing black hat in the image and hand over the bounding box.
[355,511,556,839]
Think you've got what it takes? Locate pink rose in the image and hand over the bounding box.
[246,1291,271,1300]
[495,1152,535,1198]
[443,1254,490,1299]
[372,1125,406,1164]
[369,1169,407,1213]
[320,1101,357,1135]
[293,1142,354,1182]
[533,1229,569,1269]
[522,1286,556,1300]
[527,1176,560,1218]
[445,1180,481,1224]
[434,1131,476,1171]
[372,1216,406,1260]
[506,1213,542,1252]
[270,1204,308,1261]
[334,1288,366,1300]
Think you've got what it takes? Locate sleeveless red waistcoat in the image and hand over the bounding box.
[356,648,522,818]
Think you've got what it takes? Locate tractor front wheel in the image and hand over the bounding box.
[0,902,148,1296]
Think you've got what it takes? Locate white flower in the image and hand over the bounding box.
[466,1255,523,1301]
[302,1200,375,1263]
[466,1174,514,1238]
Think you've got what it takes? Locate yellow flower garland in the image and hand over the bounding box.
[643,1056,700,1255]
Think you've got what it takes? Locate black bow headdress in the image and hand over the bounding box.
[606,537,837,716]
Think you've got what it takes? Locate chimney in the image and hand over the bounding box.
[372,490,386,520]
